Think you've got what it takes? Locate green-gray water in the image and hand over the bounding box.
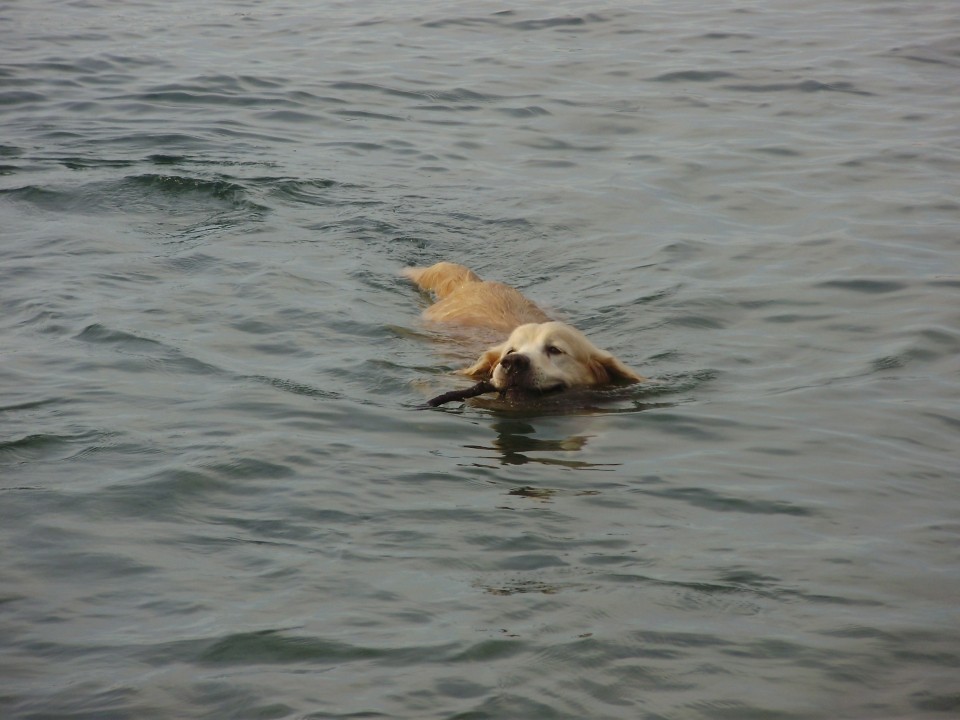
[2,1,959,718]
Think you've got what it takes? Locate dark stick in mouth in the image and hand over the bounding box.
[426,380,496,407]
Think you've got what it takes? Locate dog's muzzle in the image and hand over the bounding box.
[494,352,532,392]
[498,352,529,374]
[495,353,565,397]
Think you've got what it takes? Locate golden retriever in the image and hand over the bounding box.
[404,262,642,396]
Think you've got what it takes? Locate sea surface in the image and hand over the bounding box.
[2,1,959,718]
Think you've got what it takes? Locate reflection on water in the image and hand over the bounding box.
[466,383,682,415]
[468,418,607,469]
[457,386,677,467]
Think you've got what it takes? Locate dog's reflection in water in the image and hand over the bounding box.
[459,385,671,468]
[465,418,617,469]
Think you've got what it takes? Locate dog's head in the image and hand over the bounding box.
[459,321,642,394]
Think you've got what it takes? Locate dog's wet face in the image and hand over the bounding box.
[478,321,641,393]
[491,330,578,393]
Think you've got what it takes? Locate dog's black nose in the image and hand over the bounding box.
[499,353,529,373]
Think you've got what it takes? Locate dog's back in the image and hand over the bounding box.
[403,262,550,332]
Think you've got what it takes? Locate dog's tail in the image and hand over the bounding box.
[402,262,481,299]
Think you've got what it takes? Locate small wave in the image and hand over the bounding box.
[58,157,138,170]
[333,109,405,122]
[0,433,71,463]
[496,104,550,118]
[0,173,266,219]
[0,90,45,106]
[509,15,595,31]
[245,374,342,401]
[330,81,503,105]
[641,487,815,516]
[263,178,339,205]
[193,629,440,666]
[74,323,225,377]
[116,77,304,109]
[0,429,106,465]
[125,173,248,201]
[0,184,68,208]
[254,109,322,124]
[723,79,874,96]
[888,39,960,69]
[75,323,165,351]
[816,278,906,294]
[650,70,739,82]
[422,13,604,33]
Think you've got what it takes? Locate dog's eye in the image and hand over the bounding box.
[505,348,515,355]
[545,345,563,356]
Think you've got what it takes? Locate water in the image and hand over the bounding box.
[2,1,959,718]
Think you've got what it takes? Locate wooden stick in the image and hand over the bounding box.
[426,380,496,407]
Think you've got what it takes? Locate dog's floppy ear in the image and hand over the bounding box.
[588,352,644,385]
[457,343,506,378]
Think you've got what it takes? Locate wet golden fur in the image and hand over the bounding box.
[403,262,642,392]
